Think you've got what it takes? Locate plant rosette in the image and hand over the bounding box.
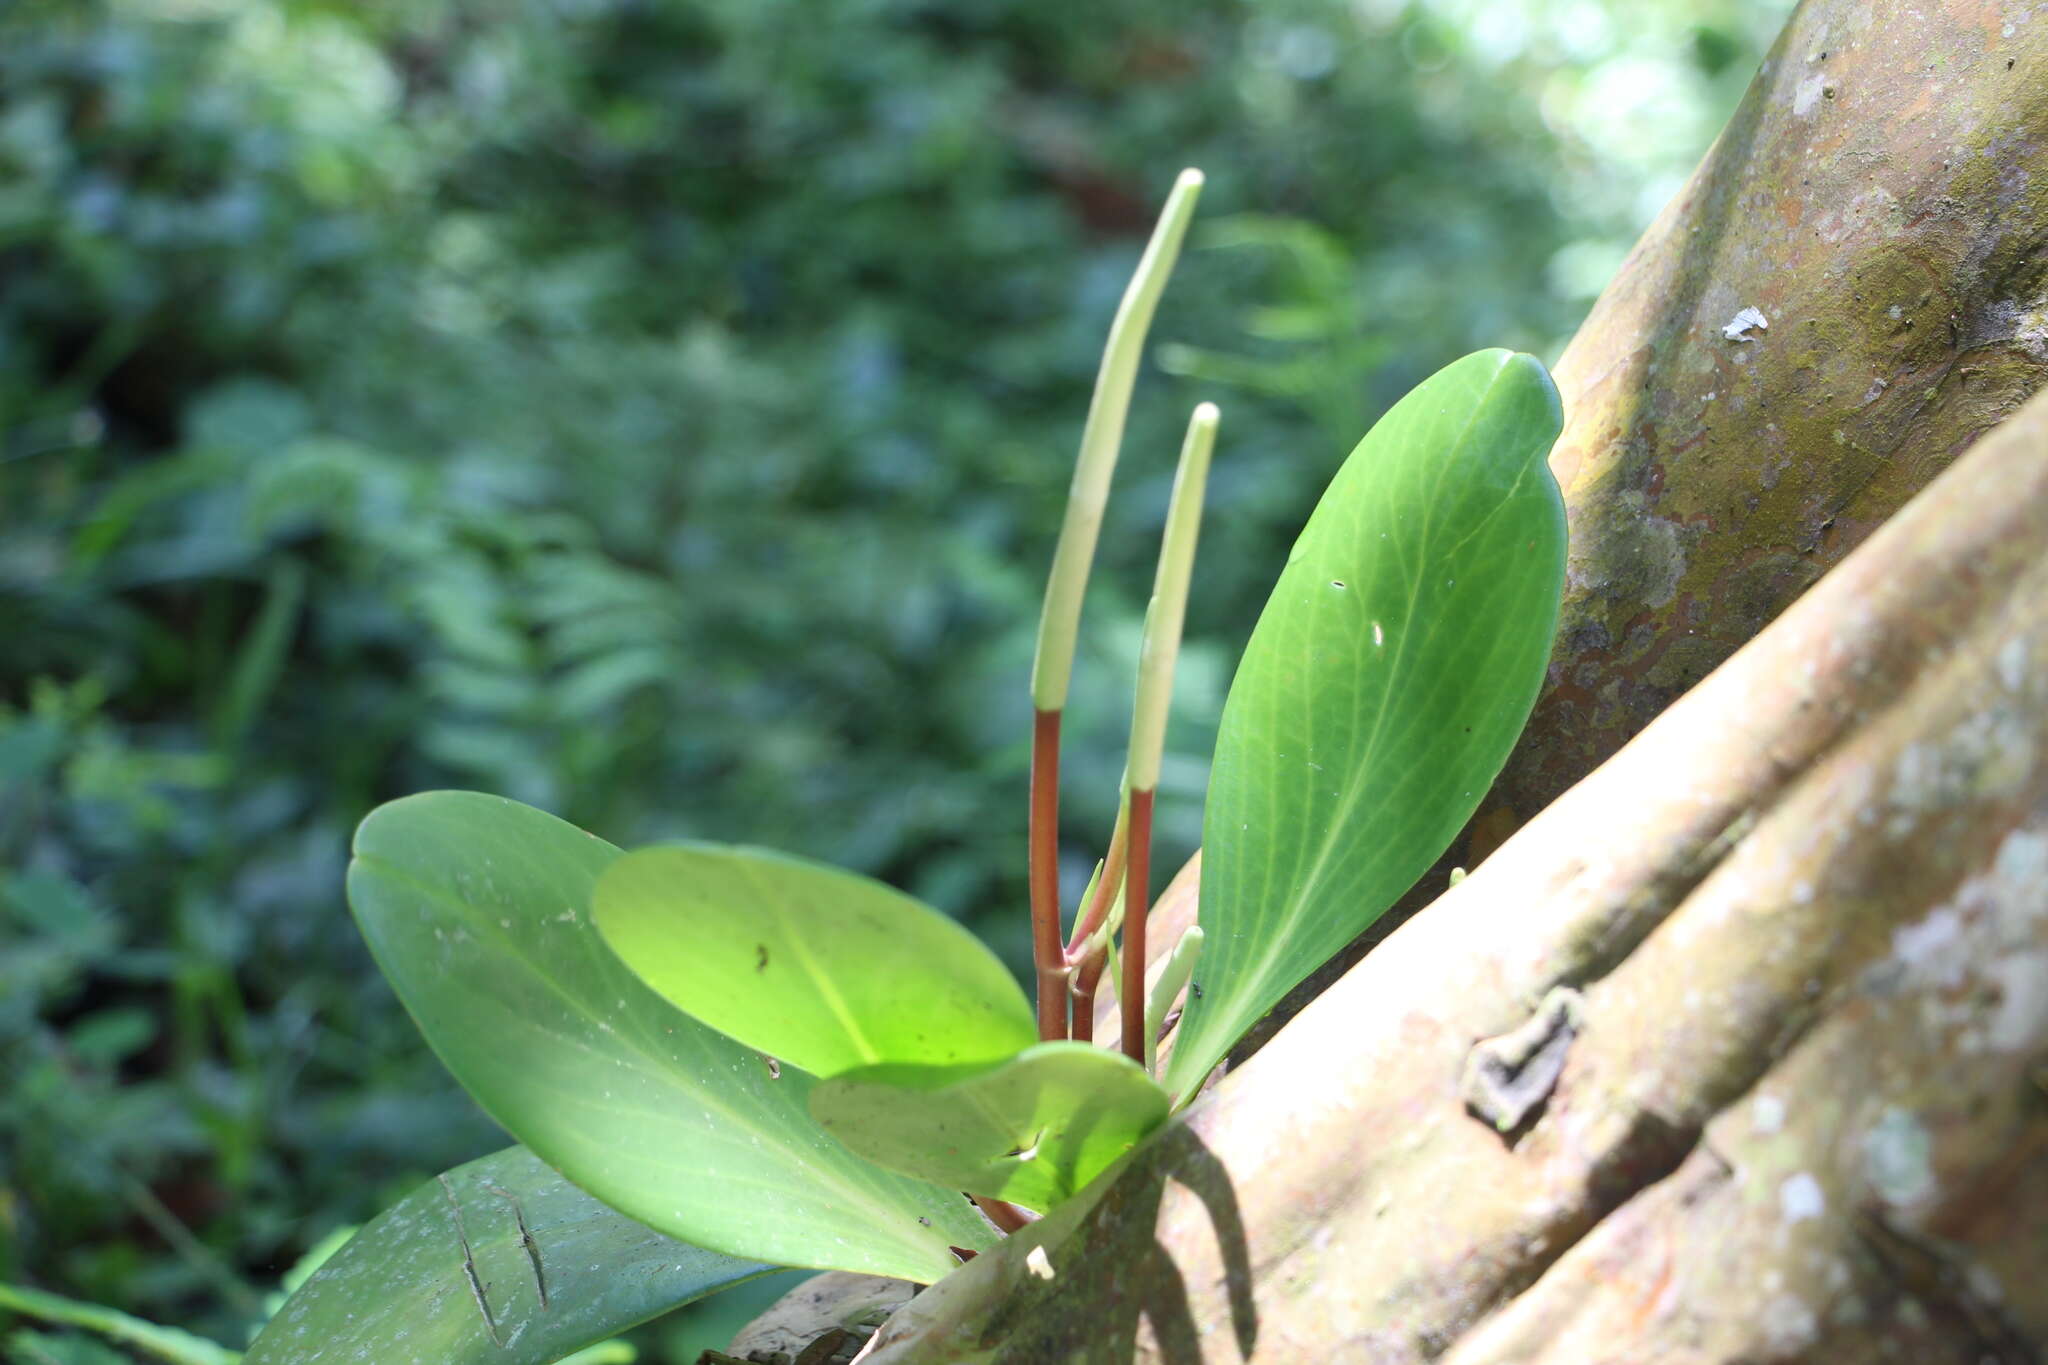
[235,168,1566,1365]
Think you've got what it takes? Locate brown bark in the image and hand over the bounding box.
[860,300,2048,1365]
[1232,0,2048,1062]
[740,0,2048,1358]
[1513,0,2048,817]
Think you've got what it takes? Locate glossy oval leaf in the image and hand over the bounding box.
[592,843,1034,1079]
[246,1145,770,1365]
[1166,349,1567,1100]
[811,1042,1170,1212]
[347,791,996,1282]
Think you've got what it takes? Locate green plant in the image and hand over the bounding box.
[3,8,1793,1350]
[5,168,1565,1364]
[282,168,1565,1361]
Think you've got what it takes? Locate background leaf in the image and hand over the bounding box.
[593,844,1035,1079]
[0,1282,236,1365]
[245,1146,769,1365]
[1165,350,1567,1099]
[347,791,996,1281]
[812,1042,1169,1212]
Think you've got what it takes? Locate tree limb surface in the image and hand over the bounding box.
[816,0,2048,1359]
[857,301,2048,1365]
[1224,0,2048,1066]
[1514,0,2048,819]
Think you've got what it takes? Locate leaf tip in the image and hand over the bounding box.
[1503,350,1565,436]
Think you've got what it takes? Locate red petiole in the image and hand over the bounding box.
[1029,708,1068,1041]
[1118,788,1155,1067]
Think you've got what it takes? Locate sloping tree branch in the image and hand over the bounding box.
[1509,0,2048,817]
[1223,0,2048,1061]
[863,290,2048,1365]
[1122,0,2048,1064]
[821,0,2048,1359]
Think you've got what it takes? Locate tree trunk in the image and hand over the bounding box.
[740,0,2048,1359]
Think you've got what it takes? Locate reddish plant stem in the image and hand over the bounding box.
[1120,787,1155,1067]
[973,1194,1036,1235]
[1063,811,1129,961]
[1069,940,1108,1044]
[1029,707,1067,1041]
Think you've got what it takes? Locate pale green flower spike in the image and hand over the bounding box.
[1085,880,1127,966]
[1029,167,1206,713]
[1102,933,1123,1021]
[1144,924,1205,1076]
[1078,877,1128,1021]
[1073,857,1106,938]
[1125,402,1218,794]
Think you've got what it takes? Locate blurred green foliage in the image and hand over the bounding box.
[0,0,1786,1356]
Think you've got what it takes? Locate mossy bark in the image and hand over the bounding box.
[1227,0,2048,1063]
[744,0,2048,1359]
[856,383,2048,1365]
[1516,0,2048,819]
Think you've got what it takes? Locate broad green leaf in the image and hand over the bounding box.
[347,792,996,1282]
[592,844,1034,1079]
[1166,350,1566,1100]
[811,1042,1170,1212]
[245,1146,769,1365]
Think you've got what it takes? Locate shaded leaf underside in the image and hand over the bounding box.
[246,1145,770,1365]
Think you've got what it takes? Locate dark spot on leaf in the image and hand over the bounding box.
[756,943,769,972]
[918,1216,932,1227]
[1330,579,1346,589]
[762,1055,781,1079]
